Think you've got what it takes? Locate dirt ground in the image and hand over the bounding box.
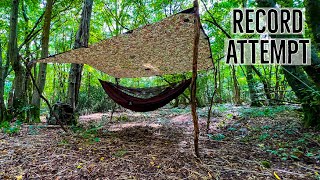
[0,106,319,179]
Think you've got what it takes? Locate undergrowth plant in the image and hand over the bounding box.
[71,122,106,144]
[239,106,296,118]
[0,120,22,135]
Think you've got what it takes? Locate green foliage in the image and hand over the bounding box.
[159,107,191,115]
[208,133,225,141]
[0,120,21,135]
[78,85,114,114]
[115,115,129,122]
[260,160,271,168]
[259,132,270,141]
[239,106,295,118]
[260,131,320,162]
[213,105,229,113]
[71,121,105,144]
[58,139,69,145]
[227,127,236,131]
[0,121,10,129]
[265,147,303,161]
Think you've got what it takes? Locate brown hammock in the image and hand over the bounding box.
[113,83,169,99]
[99,79,192,112]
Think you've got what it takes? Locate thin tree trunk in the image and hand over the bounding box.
[232,65,241,105]
[246,65,261,106]
[251,66,272,104]
[87,71,91,101]
[22,0,32,122]
[31,0,53,122]
[0,41,5,122]
[206,89,216,134]
[68,0,93,111]
[217,60,222,103]
[274,65,280,102]
[191,0,200,158]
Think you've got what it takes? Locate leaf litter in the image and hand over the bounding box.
[0,105,319,179]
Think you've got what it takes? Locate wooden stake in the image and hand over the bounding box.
[191,0,200,158]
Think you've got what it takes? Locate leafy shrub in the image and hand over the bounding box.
[0,120,22,135]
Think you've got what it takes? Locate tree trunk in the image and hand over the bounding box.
[0,41,5,122]
[232,65,241,105]
[303,0,320,88]
[283,66,320,128]
[30,0,53,122]
[217,60,222,103]
[246,65,261,106]
[68,0,93,111]
[305,0,320,46]
[21,0,32,123]
[274,65,280,102]
[251,66,272,104]
[8,0,26,114]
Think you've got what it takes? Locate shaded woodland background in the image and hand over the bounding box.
[0,0,319,128]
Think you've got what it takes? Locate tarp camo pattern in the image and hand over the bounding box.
[37,9,213,78]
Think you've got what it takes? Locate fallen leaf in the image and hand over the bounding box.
[273,171,281,180]
[77,163,83,169]
[15,175,23,180]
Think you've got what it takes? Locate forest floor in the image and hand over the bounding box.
[0,105,320,179]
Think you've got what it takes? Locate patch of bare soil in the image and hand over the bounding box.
[0,107,319,179]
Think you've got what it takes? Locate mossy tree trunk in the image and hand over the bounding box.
[283,66,320,128]
[8,0,26,117]
[303,0,320,88]
[0,40,10,122]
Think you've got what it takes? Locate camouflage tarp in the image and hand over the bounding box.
[37,8,213,78]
